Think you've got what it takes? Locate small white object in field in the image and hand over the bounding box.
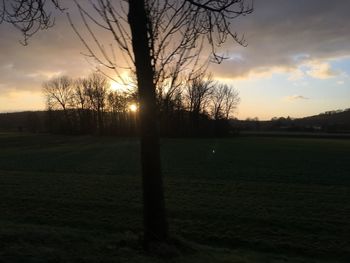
[212,149,216,154]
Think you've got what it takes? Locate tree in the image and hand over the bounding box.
[222,85,240,120]
[107,89,138,135]
[72,78,89,112]
[211,83,240,120]
[128,0,168,245]
[85,73,109,134]
[1,0,253,247]
[43,75,74,132]
[43,76,73,111]
[72,78,92,133]
[186,76,214,132]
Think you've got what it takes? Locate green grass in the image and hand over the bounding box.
[0,132,349,262]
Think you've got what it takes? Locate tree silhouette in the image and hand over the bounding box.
[186,75,214,132]
[1,0,253,247]
[84,73,109,135]
[211,83,240,120]
[43,76,74,132]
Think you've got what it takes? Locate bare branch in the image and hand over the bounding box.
[0,0,65,44]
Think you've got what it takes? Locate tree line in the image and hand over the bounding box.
[43,72,240,136]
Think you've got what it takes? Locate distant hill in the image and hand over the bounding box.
[231,108,350,133]
[297,109,350,129]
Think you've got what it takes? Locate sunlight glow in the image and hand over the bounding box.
[109,72,135,92]
[110,81,124,91]
[129,104,138,112]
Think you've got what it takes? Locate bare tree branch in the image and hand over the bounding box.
[0,0,65,44]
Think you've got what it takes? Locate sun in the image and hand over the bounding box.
[129,103,138,112]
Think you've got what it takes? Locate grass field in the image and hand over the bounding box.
[0,133,349,262]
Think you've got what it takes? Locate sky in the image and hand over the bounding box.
[0,0,349,120]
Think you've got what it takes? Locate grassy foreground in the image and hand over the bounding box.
[0,133,349,262]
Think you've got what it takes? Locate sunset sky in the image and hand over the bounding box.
[0,0,349,120]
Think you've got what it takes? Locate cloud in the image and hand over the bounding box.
[287,69,305,81]
[285,95,310,101]
[209,0,350,80]
[305,61,339,79]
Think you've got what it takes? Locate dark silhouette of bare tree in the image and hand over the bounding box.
[72,78,90,113]
[43,76,74,131]
[0,0,63,45]
[186,76,214,132]
[1,0,253,247]
[211,83,240,120]
[72,78,91,133]
[43,76,73,112]
[85,73,109,135]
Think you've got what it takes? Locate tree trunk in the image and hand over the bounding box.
[97,108,104,135]
[128,0,168,247]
